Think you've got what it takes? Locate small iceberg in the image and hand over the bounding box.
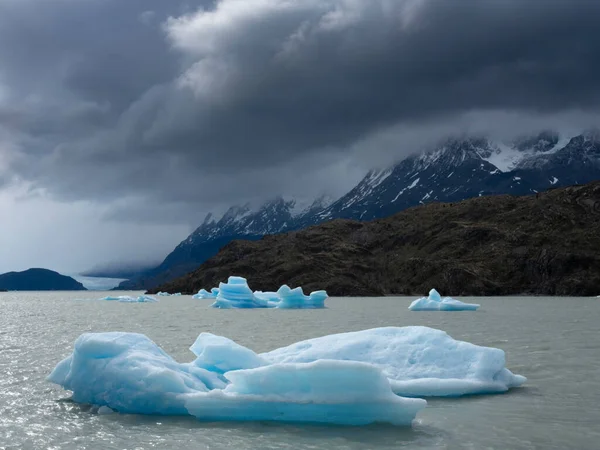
[48,331,425,426]
[157,292,182,297]
[276,285,328,309]
[100,295,158,303]
[262,327,525,397]
[192,288,220,299]
[409,289,480,311]
[212,277,269,309]
[210,276,328,309]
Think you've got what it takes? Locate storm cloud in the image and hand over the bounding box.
[1,0,600,272]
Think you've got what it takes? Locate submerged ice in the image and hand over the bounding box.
[210,276,328,309]
[48,327,525,425]
[409,289,480,311]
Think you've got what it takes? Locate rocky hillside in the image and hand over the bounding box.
[130,131,600,290]
[0,269,87,291]
[150,182,600,297]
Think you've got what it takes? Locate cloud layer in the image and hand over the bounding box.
[1,0,600,271]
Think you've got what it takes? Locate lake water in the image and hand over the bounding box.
[1,292,599,449]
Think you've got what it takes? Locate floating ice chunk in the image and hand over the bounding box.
[409,289,480,311]
[47,332,221,414]
[157,292,182,297]
[190,333,267,373]
[185,360,425,426]
[276,285,328,309]
[262,326,525,397]
[48,331,424,426]
[193,288,219,299]
[99,295,158,303]
[211,277,268,309]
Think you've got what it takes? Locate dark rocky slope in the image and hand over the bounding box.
[0,269,87,291]
[150,182,600,297]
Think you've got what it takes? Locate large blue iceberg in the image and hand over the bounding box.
[262,327,525,397]
[100,295,158,303]
[48,331,425,426]
[48,327,525,426]
[409,289,480,311]
[210,276,328,309]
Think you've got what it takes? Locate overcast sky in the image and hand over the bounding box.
[1,0,600,274]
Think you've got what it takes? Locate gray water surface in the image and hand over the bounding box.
[1,292,599,449]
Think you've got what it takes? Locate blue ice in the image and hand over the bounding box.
[210,276,328,309]
[48,331,426,426]
[212,276,269,309]
[100,295,158,303]
[276,285,328,309]
[262,326,525,397]
[193,288,220,299]
[409,289,480,311]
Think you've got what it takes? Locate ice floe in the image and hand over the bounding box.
[99,295,158,303]
[48,331,426,426]
[209,276,328,309]
[49,326,525,427]
[192,288,220,299]
[262,327,525,397]
[409,289,480,311]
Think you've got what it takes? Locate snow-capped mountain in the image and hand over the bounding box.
[302,131,600,225]
[119,131,600,290]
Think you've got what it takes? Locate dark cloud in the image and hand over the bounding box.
[2,0,600,219]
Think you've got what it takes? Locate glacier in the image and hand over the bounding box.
[408,289,480,312]
[262,327,525,397]
[192,288,220,299]
[48,331,426,426]
[210,276,328,309]
[100,295,158,303]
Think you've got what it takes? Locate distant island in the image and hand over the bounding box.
[150,181,600,297]
[0,269,87,291]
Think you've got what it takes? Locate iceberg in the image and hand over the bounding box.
[157,292,182,297]
[262,326,525,397]
[409,289,480,311]
[184,361,425,426]
[48,331,425,426]
[209,276,328,309]
[212,277,269,309]
[192,288,220,299]
[100,295,158,303]
[276,285,328,309]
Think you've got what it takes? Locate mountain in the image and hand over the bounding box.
[150,181,600,297]
[116,196,332,289]
[0,269,87,291]
[121,131,600,290]
[299,131,599,225]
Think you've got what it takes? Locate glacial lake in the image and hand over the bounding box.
[1,292,599,450]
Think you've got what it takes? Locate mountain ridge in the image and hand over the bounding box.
[120,131,600,290]
[150,181,600,297]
